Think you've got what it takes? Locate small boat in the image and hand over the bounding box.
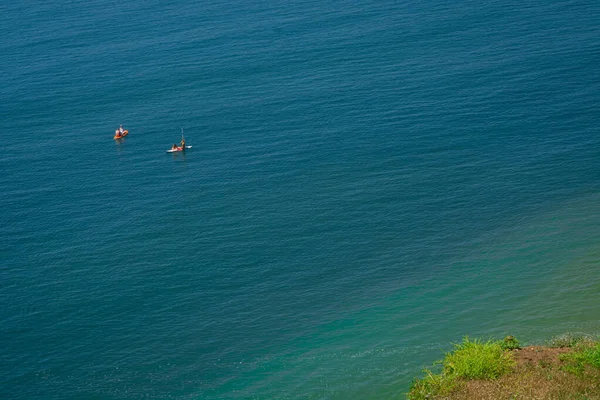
[166,128,190,152]
[166,145,192,153]
[114,129,129,140]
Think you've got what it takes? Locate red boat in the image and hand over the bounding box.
[114,129,129,140]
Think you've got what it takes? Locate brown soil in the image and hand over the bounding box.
[446,347,600,400]
[511,346,572,367]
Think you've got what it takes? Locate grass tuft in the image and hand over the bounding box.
[409,369,456,400]
[560,343,600,377]
[443,337,515,379]
[408,337,515,399]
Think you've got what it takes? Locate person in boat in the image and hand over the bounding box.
[180,138,185,148]
[172,144,178,150]
[115,129,121,137]
[119,125,125,134]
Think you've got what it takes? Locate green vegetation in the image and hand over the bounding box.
[500,335,520,351]
[560,342,600,376]
[408,335,600,400]
[443,337,515,379]
[408,337,515,400]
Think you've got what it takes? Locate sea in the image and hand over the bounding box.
[1,0,599,398]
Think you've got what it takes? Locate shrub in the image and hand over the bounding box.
[500,335,520,350]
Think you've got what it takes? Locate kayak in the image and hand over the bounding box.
[166,145,192,153]
[114,130,129,139]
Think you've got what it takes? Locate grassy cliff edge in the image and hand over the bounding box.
[408,334,600,399]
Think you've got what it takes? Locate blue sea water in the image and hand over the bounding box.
[1,0,600,398]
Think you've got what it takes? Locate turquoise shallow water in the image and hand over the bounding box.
[1,0,600,398]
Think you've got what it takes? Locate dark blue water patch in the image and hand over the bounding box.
[2,0,600,398]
